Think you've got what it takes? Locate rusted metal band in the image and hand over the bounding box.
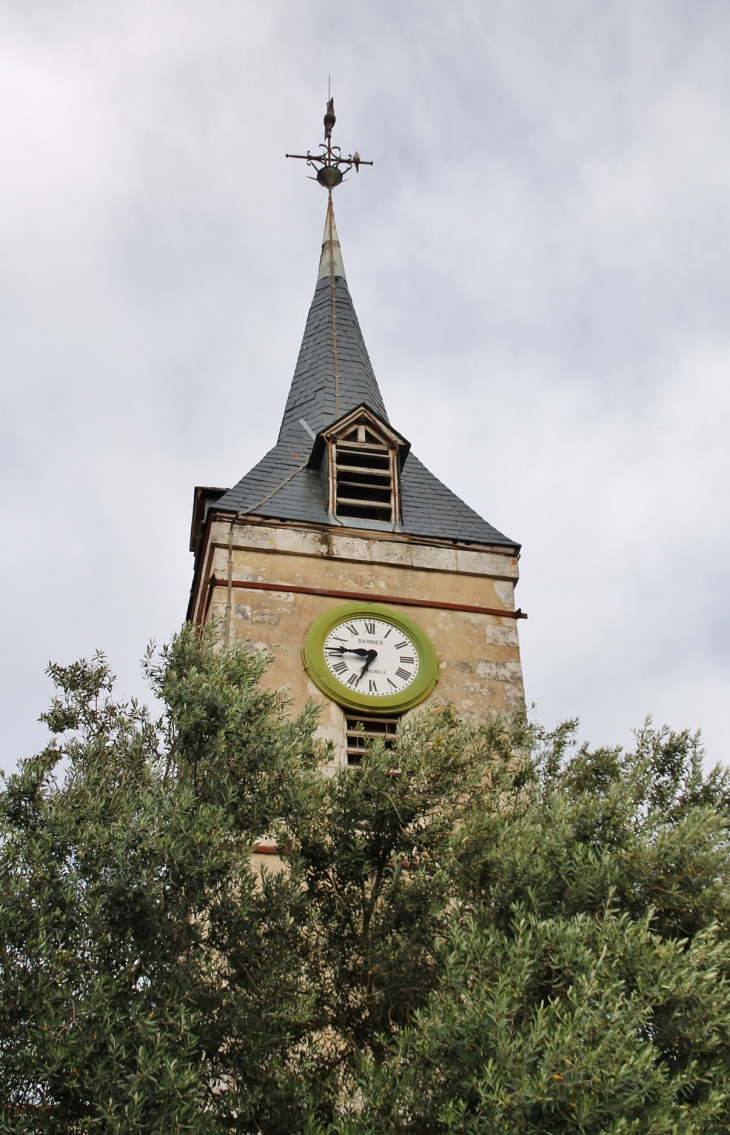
[209,575,527,619]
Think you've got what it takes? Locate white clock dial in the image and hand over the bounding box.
[324,616,420,697]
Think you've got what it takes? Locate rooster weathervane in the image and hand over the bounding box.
[286,97,373,189]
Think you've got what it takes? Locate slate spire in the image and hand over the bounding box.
[277,195,388,444]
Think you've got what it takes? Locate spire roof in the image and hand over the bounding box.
[278,200,387,444]
[214,200,518,551]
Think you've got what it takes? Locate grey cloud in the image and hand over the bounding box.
[1,0,728,770]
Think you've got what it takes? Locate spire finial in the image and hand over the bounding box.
[286,95,373,190]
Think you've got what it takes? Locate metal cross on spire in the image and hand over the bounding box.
[286,97,373,189]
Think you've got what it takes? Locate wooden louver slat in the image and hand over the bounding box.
[345,715,399,765]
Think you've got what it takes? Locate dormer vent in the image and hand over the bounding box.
[311,405,409,530]
[334,424,394,522]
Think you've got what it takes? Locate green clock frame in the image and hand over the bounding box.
[302,601,439,714]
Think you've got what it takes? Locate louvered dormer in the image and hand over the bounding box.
[309,405,409,530]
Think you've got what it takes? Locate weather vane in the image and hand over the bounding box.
[286,96,373,189]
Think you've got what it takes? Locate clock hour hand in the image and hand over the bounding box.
[357,649,378,683]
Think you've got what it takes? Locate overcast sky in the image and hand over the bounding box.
[1,0,729,772]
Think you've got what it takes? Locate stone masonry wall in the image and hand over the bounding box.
[194,519,525,763]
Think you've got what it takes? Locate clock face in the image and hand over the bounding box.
[303,603,439,713]
[323,615,419,698]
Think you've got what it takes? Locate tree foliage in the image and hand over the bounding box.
[1,626,729,1132]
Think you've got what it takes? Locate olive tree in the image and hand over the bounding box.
[1,626,729,1134]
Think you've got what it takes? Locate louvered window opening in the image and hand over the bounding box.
[345,715,399,766]
[334,430,395,522]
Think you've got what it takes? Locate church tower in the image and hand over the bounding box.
[187,103,526,764]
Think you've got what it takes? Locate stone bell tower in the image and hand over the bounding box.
[187,102,526,764]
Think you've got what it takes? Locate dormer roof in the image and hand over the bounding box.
[307,404,409,469]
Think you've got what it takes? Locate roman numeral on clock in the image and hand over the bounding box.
[400,655,414,665]
[331,661,347,675]
[394,640,408,650]
[395,667,412,681]
[345,623,359,635]
[368,680,378,693]
[364,621,375,634]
